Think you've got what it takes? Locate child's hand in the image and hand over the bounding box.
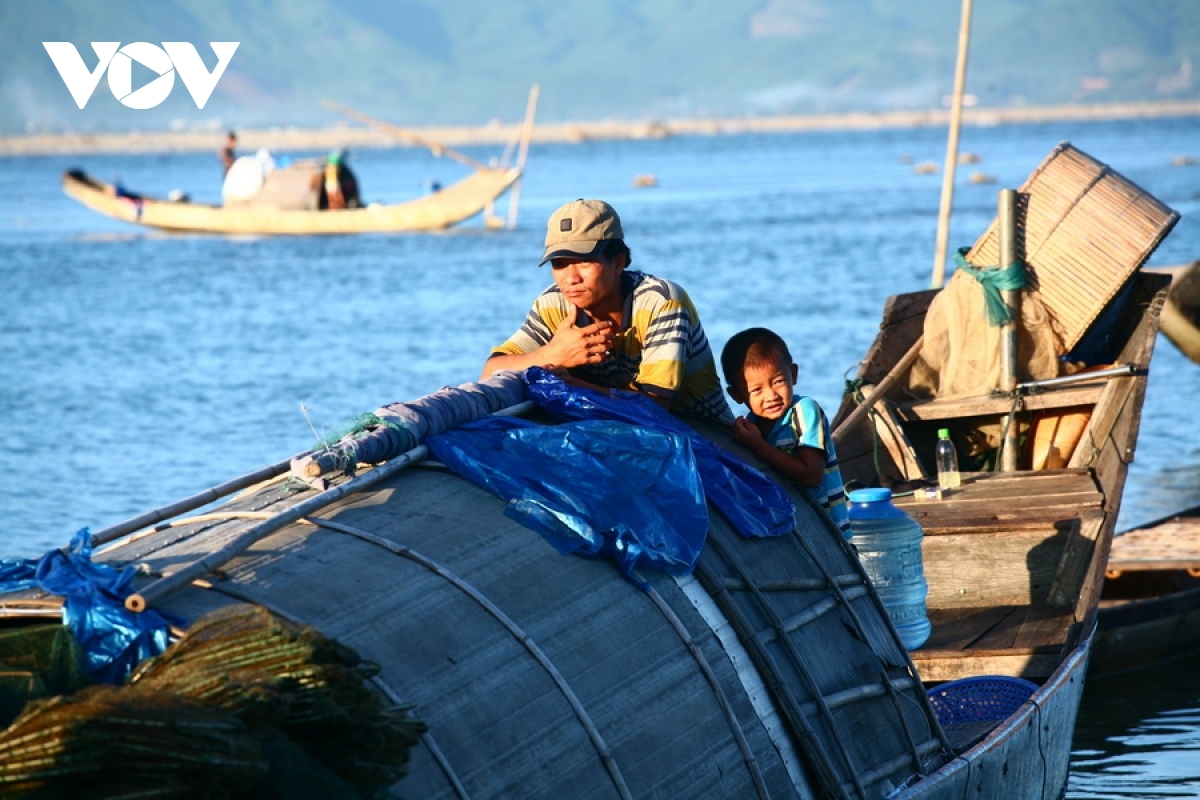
[732,417,764,446]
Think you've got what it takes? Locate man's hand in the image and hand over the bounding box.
[481,306,614,379]
[546,306,614,368]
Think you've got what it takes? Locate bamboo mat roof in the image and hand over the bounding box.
[965,142,1179,351]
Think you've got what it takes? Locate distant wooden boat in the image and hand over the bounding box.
[62,92,540,236]
[61,165,522,235]
[1091,505,1200,675]
[1158,260,1200,363]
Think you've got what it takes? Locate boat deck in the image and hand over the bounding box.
[892,470,1106,682]
[1108,510,1200,573]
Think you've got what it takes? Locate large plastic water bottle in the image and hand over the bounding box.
[848,488,932,650]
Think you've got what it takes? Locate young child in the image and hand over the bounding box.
[720,327,851,538]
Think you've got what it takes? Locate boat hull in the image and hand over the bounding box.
[62,168,521,235]
[71,403,947,799]
[1093,505,1200,674]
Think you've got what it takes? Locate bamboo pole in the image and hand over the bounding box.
[832,336,925,445]
[124,444,430,612]
[124,397,536,612]
[320,100,488,171]
[998,188,1021,471]
[929,0,974,289]
[92,457,296,546]
[506,84,540,231]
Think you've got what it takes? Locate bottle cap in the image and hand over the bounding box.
[848,488,892,504]
[938,428,950,439]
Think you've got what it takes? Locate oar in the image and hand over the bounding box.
[125,443,429,612]
[832,335,925,445]
[320,100,487,171]
[93,457,299,547]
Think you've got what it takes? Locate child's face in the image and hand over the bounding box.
[739,356,797,421]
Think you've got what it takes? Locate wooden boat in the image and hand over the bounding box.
[61,94,539,236]
[61,164,522,235]
[1091,505,1200,675]
[827,142,1177,797]
[1157,260,1200,363]
[0,143,1176,798]
[1,377,960,798]
[0,275,1169,798]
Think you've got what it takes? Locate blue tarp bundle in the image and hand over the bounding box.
[427,368,797,585]
[522,367,797,539]
[0,528,177,684]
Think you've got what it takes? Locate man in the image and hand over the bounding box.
[317,149,361,210]
[220,131,237,175]
[483,198,733,426]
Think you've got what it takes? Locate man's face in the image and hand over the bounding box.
[550,254,622,314]
[739,356,797,421]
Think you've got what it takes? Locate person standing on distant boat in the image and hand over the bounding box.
[483,198,733,426]
[317,149,362,210]
[220,131,237,175]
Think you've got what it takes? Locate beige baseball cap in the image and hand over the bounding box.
[540,199,624,264]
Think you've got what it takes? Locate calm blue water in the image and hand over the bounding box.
[3,118,1200,795]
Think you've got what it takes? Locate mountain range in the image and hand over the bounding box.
[2,0,1196,135]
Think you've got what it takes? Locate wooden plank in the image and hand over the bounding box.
[895,383,1104,421]
[923,606,1018,651]
[1046,512,1104,606]
[923,530,1066,608]
[903,497,1102,533]
[1109,519,1200,571]
[930,616,1069,656]
[910,651,1063,682]
[872,399,928,481]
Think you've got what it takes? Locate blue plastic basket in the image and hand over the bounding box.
[926,675,1038,725]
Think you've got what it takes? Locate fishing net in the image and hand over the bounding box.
[902,258,1067,400]
[0,624,90,730]
[0,685,265,799]
[130,604,426,796]
[0,605,426,799]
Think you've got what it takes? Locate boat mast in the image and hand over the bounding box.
[506,84,540,230]
[930,0,975,289]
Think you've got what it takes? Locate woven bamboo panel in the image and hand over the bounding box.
[965,142,1179,351]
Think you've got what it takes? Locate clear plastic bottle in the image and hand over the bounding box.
[935,428,961,490]
[848,488,931,650]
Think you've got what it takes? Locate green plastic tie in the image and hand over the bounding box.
[954,247,1028,327]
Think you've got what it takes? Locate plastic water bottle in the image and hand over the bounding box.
[935,428,961,490]
[848,488,931,650]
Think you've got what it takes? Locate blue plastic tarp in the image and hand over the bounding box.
[522,367,796,539]
[428,417,708,584]
[425,368,797,585]
[0,528,177,684]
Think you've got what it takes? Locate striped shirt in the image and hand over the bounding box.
[751,396,851,537]
[492,270,733,425]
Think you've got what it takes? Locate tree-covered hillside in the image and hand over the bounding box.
[2,0,1196,133]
